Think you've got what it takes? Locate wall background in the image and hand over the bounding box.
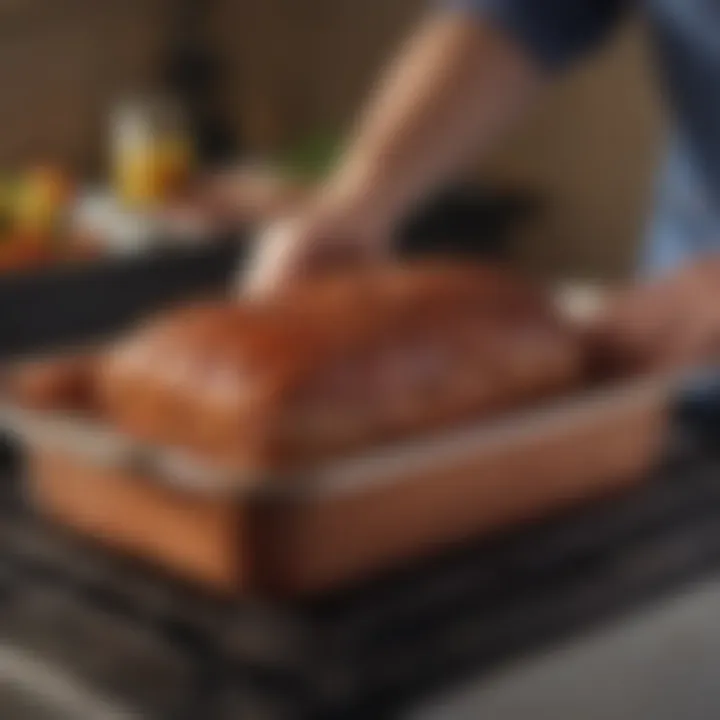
[484,20,667,279]
[0,0,173,171]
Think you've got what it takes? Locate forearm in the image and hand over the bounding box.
[318,12,544,235]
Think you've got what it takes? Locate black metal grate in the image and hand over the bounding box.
[1,430,720,718]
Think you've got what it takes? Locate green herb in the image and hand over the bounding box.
[276,131,343,181]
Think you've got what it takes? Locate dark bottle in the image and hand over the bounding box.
[164,0,237,166]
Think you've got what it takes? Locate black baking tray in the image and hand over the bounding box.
[0,238,243,359]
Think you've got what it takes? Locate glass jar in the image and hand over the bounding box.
[111,96,193,208]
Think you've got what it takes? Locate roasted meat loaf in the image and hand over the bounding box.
[98,263,584,471]
[2,353,98,413]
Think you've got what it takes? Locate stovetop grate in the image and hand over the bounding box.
[1,434,720,718]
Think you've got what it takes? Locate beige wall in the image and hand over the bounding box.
[213,0,422,152]
[485,19,667,279]
[0,0,172,171]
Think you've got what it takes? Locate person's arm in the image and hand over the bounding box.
[320,14,541,239]
[245,2,629,294]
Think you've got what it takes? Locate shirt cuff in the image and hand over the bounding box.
[438,0,625,71]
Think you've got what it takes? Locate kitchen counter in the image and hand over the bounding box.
[414,576,720,720]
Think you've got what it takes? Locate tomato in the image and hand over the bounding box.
[0,233,54,271]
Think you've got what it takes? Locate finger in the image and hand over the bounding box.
[657,310,719,370]
[654,270,720,369]
[242,221,305,297]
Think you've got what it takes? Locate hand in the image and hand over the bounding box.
[654,259,720,369]
[160,165,310,237]
[196,165,309,225]
[591,257,720,375]
[241,193,392,297]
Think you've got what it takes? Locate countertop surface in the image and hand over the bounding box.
[414,575,720,720]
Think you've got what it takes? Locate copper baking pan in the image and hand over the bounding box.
[2,370,675,598]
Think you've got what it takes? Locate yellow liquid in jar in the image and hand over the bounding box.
[114,134,193,208]
[158,135,193,192]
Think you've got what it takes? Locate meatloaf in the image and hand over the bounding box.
[2,353,98,413]
[97,262,583,471]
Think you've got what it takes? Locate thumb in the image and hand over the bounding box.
[239,220,305,298]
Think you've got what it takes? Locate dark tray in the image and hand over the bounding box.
[0,239,243,359]
[399,186,537,259]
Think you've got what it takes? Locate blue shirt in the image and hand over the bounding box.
[445,0,720,278]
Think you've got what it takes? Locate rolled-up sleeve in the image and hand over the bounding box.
[441,0,631,70]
